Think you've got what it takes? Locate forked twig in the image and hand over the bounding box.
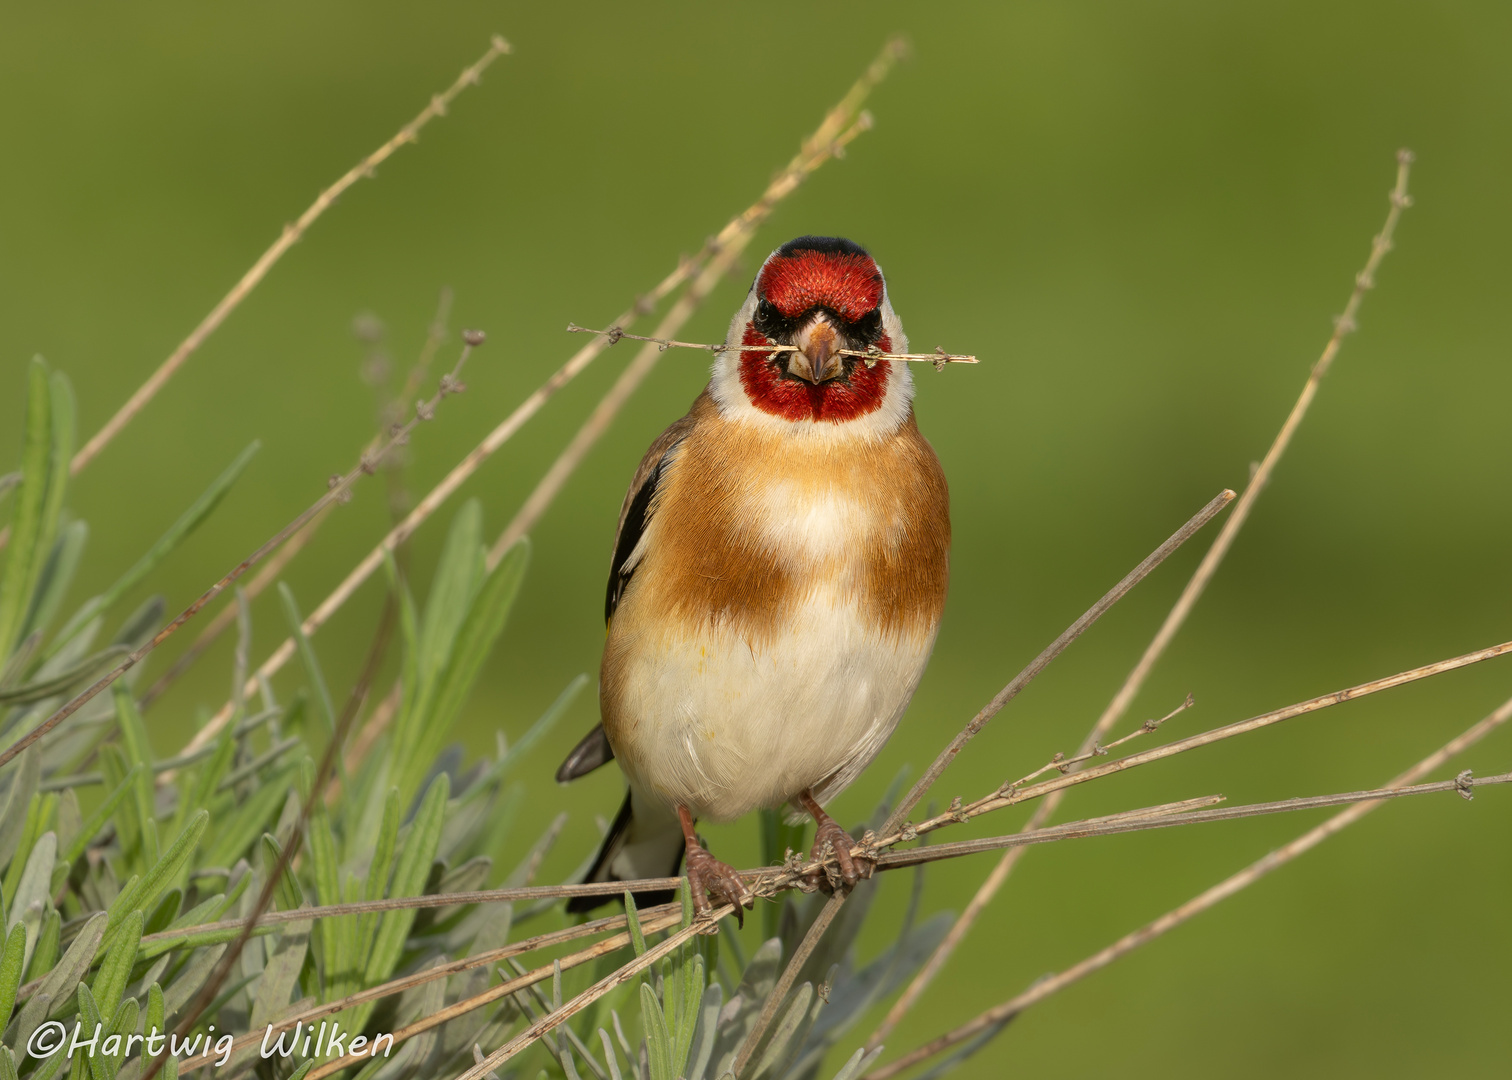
[868,148,1416,1051]
[863,691,1512,1080]
[881,490,1235,837]
[175,37,899,761]
[565,323,979,368]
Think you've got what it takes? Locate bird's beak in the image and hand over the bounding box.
[788,315,845,384]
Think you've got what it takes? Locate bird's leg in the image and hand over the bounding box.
[678,805,754,925]
[798,789,873,891]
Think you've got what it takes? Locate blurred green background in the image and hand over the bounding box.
[3,2,1509,1075]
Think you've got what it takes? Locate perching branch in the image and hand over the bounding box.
[881,489,1235,836]
[863,692,1511,1080]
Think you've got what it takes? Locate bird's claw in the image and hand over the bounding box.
[805,818,873,893]
[685,843,754,929]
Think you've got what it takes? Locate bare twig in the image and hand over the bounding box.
[870,151,1417,1047]
[174,38,898,760]
[733,894,847,1078]
[63,40,510,482]
[137,506,334,710]
[485,37,908,566]
[881,490,1235,837]
[1090,149,1416,754]
[883,635,1512,839]
[863,689,1511,1080]
[565,324,979,367]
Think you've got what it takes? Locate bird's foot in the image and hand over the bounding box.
[684,843,754,928]
[805,813,874,893]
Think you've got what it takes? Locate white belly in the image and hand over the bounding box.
[610,583,935,822]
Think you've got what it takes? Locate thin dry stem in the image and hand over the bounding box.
[175,38,895,760]
[881,490,1235,837]
[733,894,848,1078]
[864,687,1510,1080]
[871,151,1417,1048]
[138,505,334,711]
[565,324,979,366]
[66,38,510,479]
[452,913,730,1080]
[0,338,477,772]
[144,289,455,712]
[179,906,683,1073]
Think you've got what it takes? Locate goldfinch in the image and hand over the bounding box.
[560,236,950,916]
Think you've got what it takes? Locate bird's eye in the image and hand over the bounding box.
[851,307,883,343]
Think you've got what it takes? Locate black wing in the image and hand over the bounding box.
[558,411,694,784]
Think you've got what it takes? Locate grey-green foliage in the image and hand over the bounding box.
[519,796,958,1080]
[0,358,570,1078]
[0,360,979,1080]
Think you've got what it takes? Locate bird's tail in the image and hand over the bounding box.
[566,789,685,914]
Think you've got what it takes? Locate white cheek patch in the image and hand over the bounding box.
[709,289,915,445]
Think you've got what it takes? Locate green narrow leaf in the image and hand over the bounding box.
[625,892,647,958]
[182,727,235,825]
[143,888,181,937]
[0,1045,18,1080]
[400,537,529,800]
[356,772,448,1026]
[91,909,142,1022]
[47,441,260,658]
[678,955,707,1074]
[640,982,674,1080]
[307,805,342,997]
[0,359,53,660]
[8,830,55,932]
[104,809,207,944]
[97,995,138,1080]
[36,911,105,1019]
[2,792,43,910]
[0,747,40,872]
[200,764,297,871]
[260,835,306,912]
[21,519,88,643]
[0,920,26,1032]
[27,905,58,981]
[76,982,102,1075]
[357,787,400,954]
[60,764,142,865]
[32,370,75,644]
[388,503,483,792]
[113,687,159,866]
[0,644,128,705]
[277,583,335,743]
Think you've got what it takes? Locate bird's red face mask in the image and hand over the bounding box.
[739,241,893,423]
